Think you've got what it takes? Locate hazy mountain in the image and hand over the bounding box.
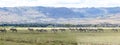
[0,6,120,24]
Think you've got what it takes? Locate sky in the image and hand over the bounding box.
[0,0,120,8]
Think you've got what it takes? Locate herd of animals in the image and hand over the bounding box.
[0,27,119,33]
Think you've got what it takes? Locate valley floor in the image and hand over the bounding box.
[0,31,120,45]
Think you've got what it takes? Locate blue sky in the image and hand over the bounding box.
[0,0,120,8]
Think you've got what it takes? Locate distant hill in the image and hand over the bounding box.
[0,6,120,24]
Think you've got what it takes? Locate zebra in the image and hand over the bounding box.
[51,29,58,32]
[10,28,17,32]
[112,29,119,32]
[36,29,47,32]
[88,29,98,32]
[85,29,103,32]
[77,28,87,32]
[59,29,66,32]
[69,28,76,32]
[97,28,104,32]
[28,28,34,32]
[0,28,7,33]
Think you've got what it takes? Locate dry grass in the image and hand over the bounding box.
[1,27,120,45]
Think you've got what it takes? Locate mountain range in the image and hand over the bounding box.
[0,6,120,24]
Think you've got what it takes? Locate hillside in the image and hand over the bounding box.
[0,6,120,24]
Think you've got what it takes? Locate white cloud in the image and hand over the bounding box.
[0,0,120,8]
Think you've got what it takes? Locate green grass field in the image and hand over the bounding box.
[1,27,120,45]
[1,31,120,45]
[0,30,77,45]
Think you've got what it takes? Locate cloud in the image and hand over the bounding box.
[0,0,120,8]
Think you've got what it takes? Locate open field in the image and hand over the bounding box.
[1,27,120,45]
[0,31,77,45]
[1,31,120,45]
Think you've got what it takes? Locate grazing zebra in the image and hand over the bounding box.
[10,28,17,32]
[88,29,98,32]
[86,29,103,32]
[59,29,66,32]
[69,28,76,32]
[28,28,34,32]
[51,29,58,32]
[97,29,104,32]
[112,29,119,32]
[0,28,7,33]
[77,28,87,32]
[36,29,47,32]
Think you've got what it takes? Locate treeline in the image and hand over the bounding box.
[0,23,120,27]
[0,23,75,27]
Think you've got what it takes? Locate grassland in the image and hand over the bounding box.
[0,30,77,45]
[1,27,120,45]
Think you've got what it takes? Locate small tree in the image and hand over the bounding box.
[64,24,72,27]
[47,25,54,28]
